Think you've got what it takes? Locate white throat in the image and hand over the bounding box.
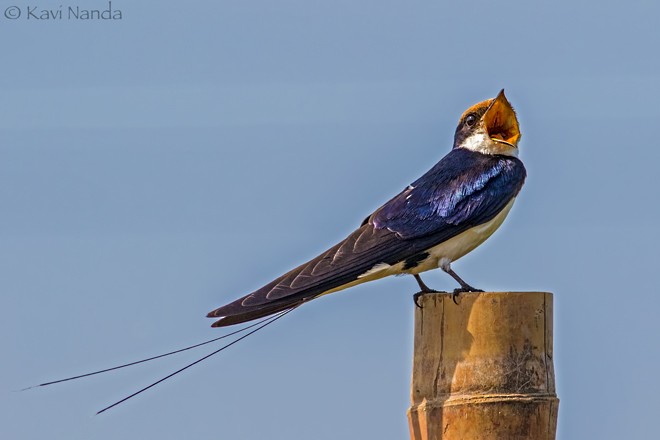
[458,129,518,157]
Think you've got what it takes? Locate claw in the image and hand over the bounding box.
[451,286,484,305]
[412,274,442,308]
[413,292,425,308]
[413,288,446,308]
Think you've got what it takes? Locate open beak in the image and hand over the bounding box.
[483,90,520,147]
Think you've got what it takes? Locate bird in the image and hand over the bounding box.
[207,90,526,328]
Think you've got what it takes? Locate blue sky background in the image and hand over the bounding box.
[2,1,659,439]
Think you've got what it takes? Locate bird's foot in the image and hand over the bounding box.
[413,289,442,308]
[451,286,484,305]
[413,274,444,308]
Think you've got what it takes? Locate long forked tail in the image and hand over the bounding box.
[24,306,299,413]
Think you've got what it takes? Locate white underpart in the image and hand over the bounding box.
[357,262,392,278]
[459,128,518,157]
[407,197,516,275]
[319,198,517,297]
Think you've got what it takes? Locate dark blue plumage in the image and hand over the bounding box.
[373,148,526,240]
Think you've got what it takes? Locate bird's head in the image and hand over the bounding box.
[453,90,520,156]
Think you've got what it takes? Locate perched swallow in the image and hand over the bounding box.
[208,90,526,327]
[28,91,527,414]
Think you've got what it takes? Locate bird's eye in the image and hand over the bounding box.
[465,114,477,127]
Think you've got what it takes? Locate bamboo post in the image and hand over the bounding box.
[407,292,558,440]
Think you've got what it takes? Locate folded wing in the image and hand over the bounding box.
[207,222,427,326]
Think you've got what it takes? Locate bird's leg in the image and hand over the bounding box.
[440,261,483,304]
[414,274,437,292]
[412,274,439,308]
